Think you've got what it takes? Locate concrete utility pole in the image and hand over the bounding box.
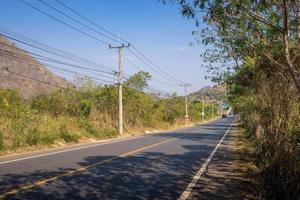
[201,95,205,123]
[180,83,191,125]
[210,88,214,117]
[109,43,130,136]
[217,100,220,116]
[211,101,214,117]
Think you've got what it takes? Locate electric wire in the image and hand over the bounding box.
[122,55,177,87]
[0,29,117,73]
[39,0,121,44]
[18,0,110,45]
[54,0,181,87]
[19,0,183,86]
[55,0,129,44]
[0,41,117,80]
[0,50,116,84]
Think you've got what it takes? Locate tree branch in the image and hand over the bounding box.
[240,3,284,33]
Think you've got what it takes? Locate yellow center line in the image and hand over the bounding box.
[0,137,178,199]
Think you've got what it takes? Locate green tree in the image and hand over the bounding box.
[167,0,300,92]
[163,1,300,198]
[125,71,151,91]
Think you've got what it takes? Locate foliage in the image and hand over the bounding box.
[0,71,218,154]
[124,71,151,91]
[168,0,300,198]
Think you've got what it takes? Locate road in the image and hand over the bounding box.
[0,116,236,200]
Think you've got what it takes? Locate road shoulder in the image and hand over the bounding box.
[188,122,260,200]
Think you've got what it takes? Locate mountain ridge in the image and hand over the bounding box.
[0,36,73,99]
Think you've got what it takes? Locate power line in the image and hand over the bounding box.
[55,0,129,44]
[0,50,116,84]
[1,66,168,97]
[131,45,184,84]
[0,67,67,89]
[0,49,117,83]
[0,47,166,96]
[122,54,177,87]
[43,63,116,84]
[19,0,183,86]
[0,28,117,73]
[0,41,116,78]
[54,0,183,85]
[121,74,170,97]
[127,48,181,85]
[0,32,167,96]
[38,0,121,44]
[18,0,110,45]
[14,0,183,95]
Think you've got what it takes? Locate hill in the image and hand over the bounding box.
[188,85,227,102]
[0,36,72,99]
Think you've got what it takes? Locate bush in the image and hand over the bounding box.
[41,132,57,145]
[26,128,41,146]
[31,90,92,118]
[59,127,80,143]
[0,77,218,153]
[0,131,4,151]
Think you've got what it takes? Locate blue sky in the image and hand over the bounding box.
[1,0,212,95]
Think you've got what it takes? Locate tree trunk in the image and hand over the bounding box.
[297,0,300,50]
[283,0,300,92]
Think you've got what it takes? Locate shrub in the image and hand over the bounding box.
[0,131,4,151]
[59,128,79,143]
[41,132,57,145]
[26,128,41,146]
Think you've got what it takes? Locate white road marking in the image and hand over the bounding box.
[0,118,221,166]
[0,118,220,165]
[0,135,145,165]
[178,117,236,200]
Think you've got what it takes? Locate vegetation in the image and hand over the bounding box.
[0,71,220,154]
[170,0,300,199]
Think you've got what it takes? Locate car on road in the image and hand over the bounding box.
[222,113,227,118]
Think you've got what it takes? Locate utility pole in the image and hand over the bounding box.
[211,101,214,117]
[109,43,130,136]
[217,100,220,116]
[210,88,214,118]
[201,95,205,123]
[180,83,191,125]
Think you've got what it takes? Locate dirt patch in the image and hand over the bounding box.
[189,123,260,199]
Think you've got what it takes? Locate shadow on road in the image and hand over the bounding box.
[0,117,253,200]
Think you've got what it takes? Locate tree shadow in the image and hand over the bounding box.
[0,118,251,200]
[188,132,259,200]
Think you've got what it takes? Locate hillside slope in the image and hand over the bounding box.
[189,85,227,102]
[0,36,72,99]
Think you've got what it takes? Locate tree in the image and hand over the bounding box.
[163,1,300,198]
[125,71,151,91]
[166,0,300,92]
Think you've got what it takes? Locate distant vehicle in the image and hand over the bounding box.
[222,114,227,118]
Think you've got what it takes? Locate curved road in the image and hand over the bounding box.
[0,116,235,200]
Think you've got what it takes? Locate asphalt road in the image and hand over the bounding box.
[0,116,235,200]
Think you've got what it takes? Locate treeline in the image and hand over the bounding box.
[0,72,219,154]
[228,57,300,199]
[171,0,300,199]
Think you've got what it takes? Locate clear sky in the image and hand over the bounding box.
[1,0,212,95]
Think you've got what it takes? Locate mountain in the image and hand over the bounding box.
[0,36,73,99]
[188,85,227,102]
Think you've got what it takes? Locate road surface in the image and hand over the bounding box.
[0,116,236,200]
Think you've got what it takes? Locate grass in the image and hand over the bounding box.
[0,109,216,155]
[0,131,4,151]
[59,129,80,143]
[0,113,117,154]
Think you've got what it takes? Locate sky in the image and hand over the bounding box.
[1,0,212,96]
